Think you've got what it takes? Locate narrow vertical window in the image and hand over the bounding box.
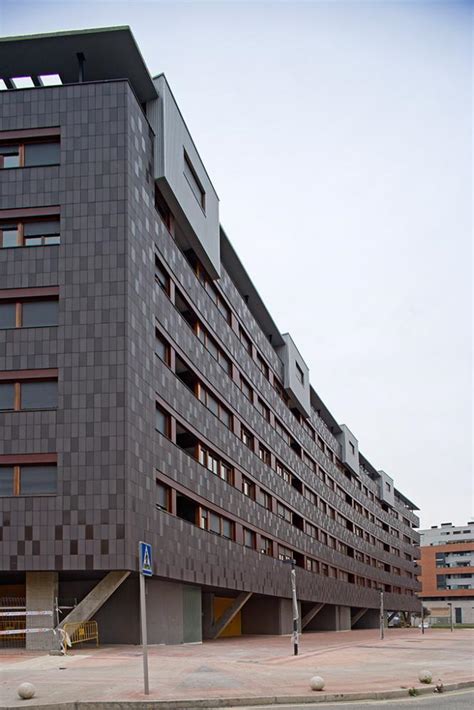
[183,151,205,211]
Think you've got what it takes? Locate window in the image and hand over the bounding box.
[260,490,272,510]
[258,444,270,465]
[156,482,170,511]
[244,529,255,549]
[0,383,14,410]
[198,444,233,484]
[186,251,231,323]
[209,512,221,534]
[0,467,14,495]
[0,464,57,496]
[0,218,60,248]
[239,376,253,401]
[295,361,304,385]
[24,141,60,167]
[275,418,290,445]
[155,331,170,364]
[22,300,58,327]
[24,220,60,246]
[0,379,58,411]
[241,427,253,449]
[0,139,60,169]
[0,144,20,168]
[242,477,255,499]
[0,303,15,329]
[0,223,19,248]
[256,397,270,422]
[22,381,58,410]
[0,299,59,329]
[278,545,294,562]
[302,419,315,440]
[239,327,252,355]
[306,558,319,573]
[200,507,234,539]
[304,487,317,505]
[273,376,288,404]
[306,522,318,539]
[155,406,170,436]
[183,151,205,210]
[260,536,273,555]
[155,187,173,232]
[275,459,291,484]
[195,322,231,374]
[349,441,355,455]
[197,383,232,429]
[256,354,269,379]
[155,257,170,294]
[222,518,233,539]
[277,502,292,522]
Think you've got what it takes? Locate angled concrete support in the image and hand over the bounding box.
[351,608,369,627]
[57,571,130,629]
[302,603,325,629]
[387,611,398,624]
[210,592,252,639]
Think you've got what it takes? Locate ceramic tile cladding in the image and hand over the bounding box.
[0,82,130,572]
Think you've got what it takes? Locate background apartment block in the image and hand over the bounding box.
[0,27,420,649]
[418,522,474,626]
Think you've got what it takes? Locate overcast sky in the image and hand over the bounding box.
[1,0,471,529]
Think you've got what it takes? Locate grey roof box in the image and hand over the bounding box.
[0,26,157,104]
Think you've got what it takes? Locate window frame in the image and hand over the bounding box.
[0,136,60,170]
[197,443,233,484]
[0,378,58,411]
[155,405,170,437]
[0,297,59,330]
[0,462,57,497]
[0,217,60,248]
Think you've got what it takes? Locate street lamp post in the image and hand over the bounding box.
[379,588,384,641]
[284,558,299,655]
[290,560,299,655]
[447,602,453,632]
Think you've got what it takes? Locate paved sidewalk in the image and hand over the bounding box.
[0,628,473,707]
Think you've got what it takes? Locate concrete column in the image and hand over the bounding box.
[26,572,58,651]
[202,592,214,639]
[336,605,351,631]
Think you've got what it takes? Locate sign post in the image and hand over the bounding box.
[139,541,153,695]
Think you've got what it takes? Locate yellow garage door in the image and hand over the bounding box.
[213,596,242,637]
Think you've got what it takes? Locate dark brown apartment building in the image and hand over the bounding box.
[0,27,420,650]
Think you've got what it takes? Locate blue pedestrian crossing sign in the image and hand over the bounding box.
[139,541,153,576]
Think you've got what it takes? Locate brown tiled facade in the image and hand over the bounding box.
[418,523,474,625]
[0,28,420,647]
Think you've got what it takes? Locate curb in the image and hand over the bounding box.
[2,680,474,710]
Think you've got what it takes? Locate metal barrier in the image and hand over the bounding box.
[63,621,99,647]
[0,619,26,648]
[0,597,26,609]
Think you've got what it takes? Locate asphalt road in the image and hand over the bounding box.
[236,689,474,709]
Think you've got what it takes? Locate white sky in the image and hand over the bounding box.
[1,0,472,529]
